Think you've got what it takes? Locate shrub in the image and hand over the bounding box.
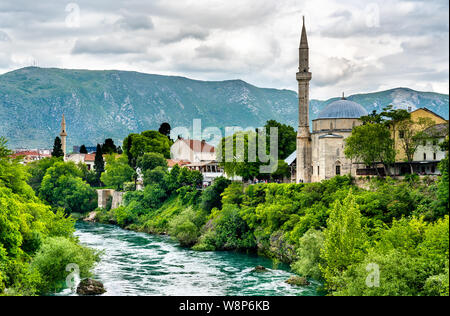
[291,229,326,280]
[169,208,200,247]
[31,237,100,294]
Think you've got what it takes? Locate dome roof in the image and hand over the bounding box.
[317,98,368,119]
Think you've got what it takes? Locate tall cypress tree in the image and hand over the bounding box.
[79,145,88,154]
[94,144,105,185]
[52,136,64,158]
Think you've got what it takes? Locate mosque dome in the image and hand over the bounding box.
[317,97,368,119]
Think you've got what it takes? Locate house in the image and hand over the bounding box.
[170,138,216,163]
[10,150,51,164]
[65,153,96,170]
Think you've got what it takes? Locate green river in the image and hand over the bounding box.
[60,221,322,296]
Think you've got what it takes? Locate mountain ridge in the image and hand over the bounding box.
[0,67,448,149]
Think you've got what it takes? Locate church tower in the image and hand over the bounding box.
[296,17,312,183]
[60,114,67,156]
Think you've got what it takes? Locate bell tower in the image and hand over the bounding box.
[296,17,312,183]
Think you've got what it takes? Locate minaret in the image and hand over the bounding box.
[60,114,67,157]
[296,16,312,183]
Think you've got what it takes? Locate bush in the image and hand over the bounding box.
[169,208,200,247]
[31,237,100,294]
[291,229,326,280]
[199,177,231,212]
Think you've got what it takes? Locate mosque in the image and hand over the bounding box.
[292,17,368,183]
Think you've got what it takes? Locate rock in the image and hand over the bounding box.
[76,278,106,295]
[285,276,310,286]
[83,211,97,222]
[253,265,268,272]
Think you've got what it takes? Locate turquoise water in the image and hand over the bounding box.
[61,221,321,296]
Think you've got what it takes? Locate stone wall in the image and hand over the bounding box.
[97,189,124,210]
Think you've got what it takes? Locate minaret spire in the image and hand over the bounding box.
[296,16,312,183]
[60,114,67,157]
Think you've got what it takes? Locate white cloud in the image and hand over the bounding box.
[0,0,448,99]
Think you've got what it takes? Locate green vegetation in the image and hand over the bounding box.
[39,161,97,214]
[100,155,134,191]
[0,137,99,295]
[123,130,172,168]
[96,162,449,296]
[51,136,64,158]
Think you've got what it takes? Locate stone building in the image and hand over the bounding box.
[310,97,368,182]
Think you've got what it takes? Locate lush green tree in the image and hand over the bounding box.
[77,162,98,187]
[137,152,167,173]
[94,144,105,184]
[143,166,168,186]
[199,177,231,212]
[123,130,172,168]
[271,160,291,181]
[291,229,326,280]
[79,145,88,154]
[321,190,368,291]
[0,138,92,295]
[218,131,262,181]
[264,120,296,160]
[51,137,64,158]
[433,136,449,217]
[26,157,61,193]
[39,162,97,213]
[169,208,200,247]
[101,138,117,154]
[31,237,99,293]
[100,155,135,191]
[397,117,436,173]
[345,123,395,176]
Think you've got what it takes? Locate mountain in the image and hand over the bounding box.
[0,67,448,149]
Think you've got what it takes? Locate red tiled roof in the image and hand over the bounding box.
[84,153,96,161]
[167,159,190,168]
[11,151,51,158]
[182,139,215,153]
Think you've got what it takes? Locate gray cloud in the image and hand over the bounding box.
[72,38,146,55]
[0,0,447,99]
[116,14,154,31]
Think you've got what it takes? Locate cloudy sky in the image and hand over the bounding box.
[0,0,448,99]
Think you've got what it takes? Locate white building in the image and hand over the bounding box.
[170,138,216,162]
[65,153,96,170]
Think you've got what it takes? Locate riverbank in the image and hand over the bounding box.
[59,221,323,296]
[86,173,449,296]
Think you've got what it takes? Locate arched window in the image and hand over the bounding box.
[335,161,341,176]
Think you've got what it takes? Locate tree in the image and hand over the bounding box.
[39,161,97,213]
[264,120,296,160]
[102,138,117,154]
[94,144,105,185]
[26,157,61,193]
[321,190,368,291]
[397,117,436,173]
[218,131,263,181]
[123,131,172,168]
[51,137,64,158]
[159,122,172,140]
[380,105,410,153]
[100,155,135,190]
[79,145,88,154]
[136,152,168,173]
[199,177,232,212]
[345,123,396,177]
